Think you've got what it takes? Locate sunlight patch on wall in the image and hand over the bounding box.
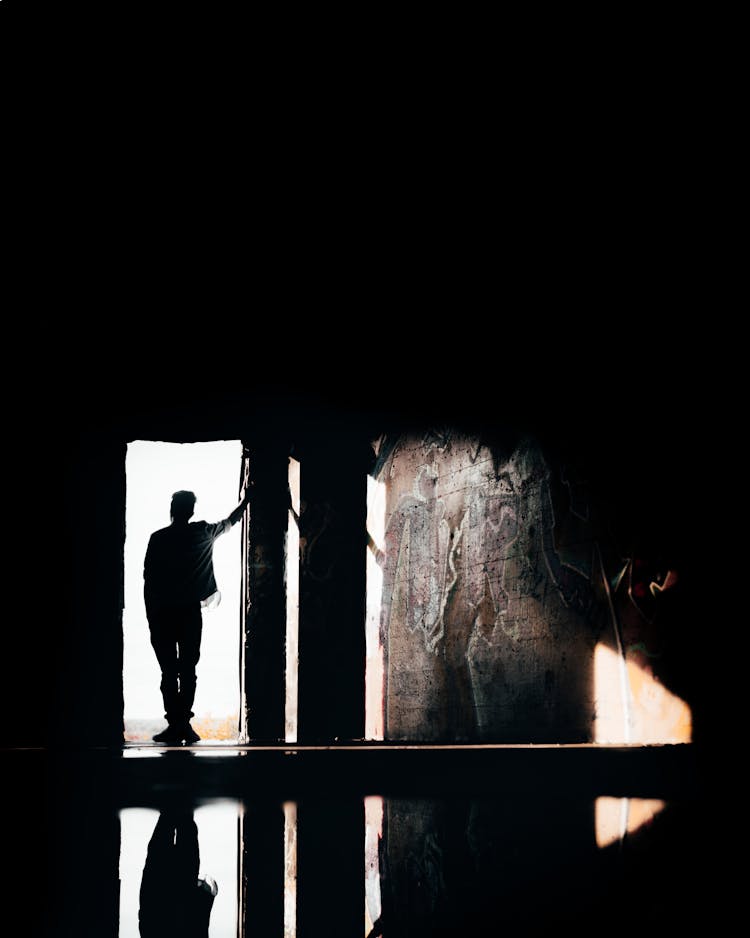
[624,652,692,743]
[594,643,631,743]
[594,643,691,744]
[365,476,386,740]
[595,797,666,848]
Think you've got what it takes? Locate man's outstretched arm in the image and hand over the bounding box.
[226,485,253,527]
[208,488,254,540]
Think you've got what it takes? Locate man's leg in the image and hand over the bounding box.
[176,603,203,740]
[139,810,199,935]
[148,608,183,738]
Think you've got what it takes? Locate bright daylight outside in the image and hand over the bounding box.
[123,440,243,742]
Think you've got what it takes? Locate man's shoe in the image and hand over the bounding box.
[182,722,201,744]
[152,725,183,743]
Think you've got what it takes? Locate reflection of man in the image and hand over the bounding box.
[144,488,250,743]
[139,809,217,938]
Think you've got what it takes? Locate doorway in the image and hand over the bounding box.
[123,440,243,742]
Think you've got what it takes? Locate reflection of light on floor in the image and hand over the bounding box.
[118,801,239,938]
[284,802,297,938]
[595,797,666,848]
[286,457,301,743]
[365,475,386,740]
[121,746,248,757]
[594,643,692,743]
[365,796,383,935]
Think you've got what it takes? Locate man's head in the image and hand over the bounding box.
[171,490,196,523]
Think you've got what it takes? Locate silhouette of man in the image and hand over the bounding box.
[144,487,250,743]
[139,807,217,938]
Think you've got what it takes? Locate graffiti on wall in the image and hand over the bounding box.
[379,466,450,653]
[370,431,690,743]
[541,481,595,618]
[378,461,525,654]
[452,468,521,641]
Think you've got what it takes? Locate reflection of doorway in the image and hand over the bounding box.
[123,441,243,742]
[118,801,240,937]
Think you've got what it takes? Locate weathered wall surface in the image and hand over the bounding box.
[372,433,608,742]
[371,429,692,743]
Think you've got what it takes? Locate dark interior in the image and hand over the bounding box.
[4,342,714,936]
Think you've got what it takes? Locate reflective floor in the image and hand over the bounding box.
[9,745,715,937]
[119,802,238,937]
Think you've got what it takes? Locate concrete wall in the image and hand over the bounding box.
[371,431,687,743]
